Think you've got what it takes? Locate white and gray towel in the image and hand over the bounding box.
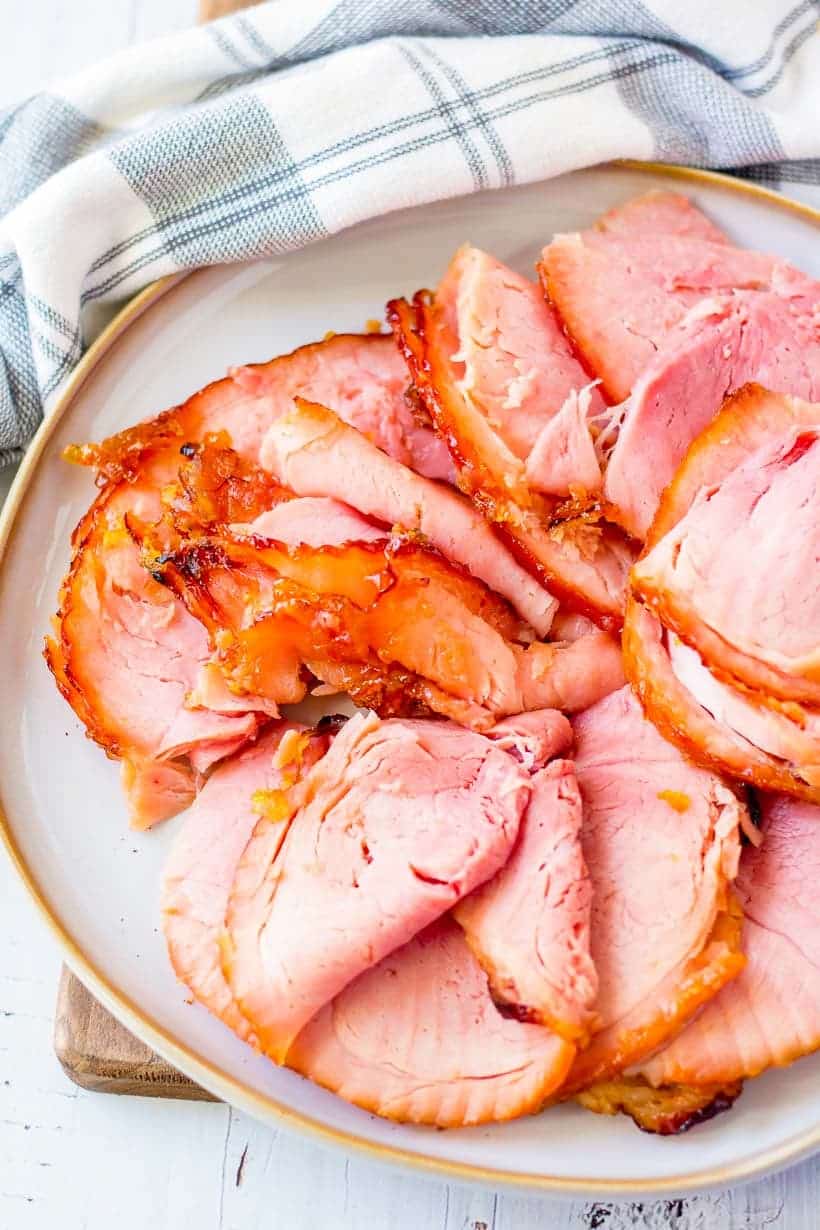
[1,0,818,464]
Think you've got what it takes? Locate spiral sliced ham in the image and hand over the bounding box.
[161,722,330,1041]
[454,757,597,1042]
[287,918,574,1126]
[388,268,635,629]
[624,600,820,801]
[603,293,820,539]
[633,386,820,703]
[260,398,558,636]
[223,713,529,1062]
[561,687,745,1094]
[639,795,820,1089]
[154,520,624,724]
[47,335,442,825]
[539,190,817,404]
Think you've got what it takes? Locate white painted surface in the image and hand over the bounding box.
[1,4,819,1227]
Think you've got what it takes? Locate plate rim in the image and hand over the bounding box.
[2,160,820,1198]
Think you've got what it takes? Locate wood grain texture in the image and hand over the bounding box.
[55,968,213,1100]
[198,0,258,23]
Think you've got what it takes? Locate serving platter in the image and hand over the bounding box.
[1,161,819,1198]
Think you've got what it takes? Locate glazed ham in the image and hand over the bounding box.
[161,722,329,1040]
[287,918,574,1126]
[561,687,745,1094]
[48,335,442,824]
[639,795,820,1089]
[625,387,820,800]
[436,245,605,462]
[224,713,529,1062]
[68,333,451,485]
[454,757,598,1042]
[604,293,820,539]
[154,516,624,725]
[260,398,558,636]
[45,485,276,828]
[624,601,820,802]
[633,386,820,702]
[539,190,817,404]
[388,265,636,628]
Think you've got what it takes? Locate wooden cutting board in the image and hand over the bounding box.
[55,0,259,1102]
[54,968,215,1099]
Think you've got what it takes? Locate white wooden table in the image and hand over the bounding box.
[1,6,818,1226]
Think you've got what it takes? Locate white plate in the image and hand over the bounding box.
[2,163,819,1199]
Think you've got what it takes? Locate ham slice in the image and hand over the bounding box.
[68,333,451,485]
[49,335,431,825]
[624,599,820,802]
[287,917,574,1127]
[441,245,605,460]
[154,522,624,724]
[561,687,746,1094]
[454,758,597,1042]
[640,795,820,1089]
[223,713,530,1062]
[44,487,275,829]
[539,190,817,404]
[605,293,820,539]
[260,397,558,637]
[633,385,820,703]
[161,722,329,1041]
[388,271,636,630]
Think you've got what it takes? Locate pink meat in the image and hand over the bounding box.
[563,686,745,1091]
[455,758,597,1040]
[51,334,434,826]
[227,333,453,480]
[225,712,530,1063]
[541,190,817,403]
[487,708,572,771]
[524,386,603,498]
[623,599,820,801]
[604,292,820,538]
[640,795,820,1086]
[161,724,327,1042]
[286,917,574,1126]
[444,245,604,459]
[667,635,820,780]
[244,497,386,547]
[634,423,820,684]
[260,398,558,636]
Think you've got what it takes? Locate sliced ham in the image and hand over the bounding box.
[454,758,597,1042]
[68,333,451,485]
[161,723,329,1041]
[633,385,820,703]
[561,686,745,1094]
[155,524,624,724]
[441,245,605,461]
[539,190,817,404]
[49,334,431,824]
[286,917,574,1127]
[388,272,636,630]
[524,386,603,499]
[640,795,820,1089]
[624,599,820,802]
[224,713,530,1062]
[260,397,558,637]
[44,488,274,829]
[605,292,820,539]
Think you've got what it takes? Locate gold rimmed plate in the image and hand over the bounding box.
[2,163,819,1197]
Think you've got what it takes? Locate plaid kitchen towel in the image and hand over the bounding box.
[1,1,819,465]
